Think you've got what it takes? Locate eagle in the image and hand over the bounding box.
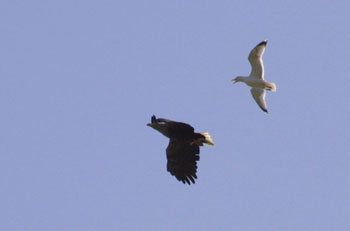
[147,115,214,185]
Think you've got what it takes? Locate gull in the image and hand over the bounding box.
[232,40,276,113]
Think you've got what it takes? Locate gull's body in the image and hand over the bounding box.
[232,40,276,113]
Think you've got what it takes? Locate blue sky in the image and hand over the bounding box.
[1,0,350,230]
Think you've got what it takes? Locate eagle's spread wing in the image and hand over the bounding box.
[166,139,200,185]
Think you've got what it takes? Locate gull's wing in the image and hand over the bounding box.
[250,87,268,113]
[248,40,268,79]
[166,139,200,185]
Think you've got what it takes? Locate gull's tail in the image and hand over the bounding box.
[266,82,277,92]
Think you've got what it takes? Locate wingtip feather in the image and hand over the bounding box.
[257,40,268,46]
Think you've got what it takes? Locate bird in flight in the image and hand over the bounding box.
[147,115,214,185]
[232,40,277,113]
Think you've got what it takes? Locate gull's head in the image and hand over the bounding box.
[232,76,244,84]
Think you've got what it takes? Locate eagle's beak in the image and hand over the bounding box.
[147,123,151,127]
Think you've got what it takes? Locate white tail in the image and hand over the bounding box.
[200,132,215,146]
[267,82,277,92]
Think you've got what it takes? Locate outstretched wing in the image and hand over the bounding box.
[250,87,268,113]
[248,40,267,79]
[166,139,200,185]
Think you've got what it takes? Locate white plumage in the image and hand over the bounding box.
[232,40,276,113]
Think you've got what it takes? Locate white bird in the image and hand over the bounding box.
[232,40,276,113]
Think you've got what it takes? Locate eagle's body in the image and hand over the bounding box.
[147,115,214,185]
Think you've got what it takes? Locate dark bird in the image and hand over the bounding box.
[147,115,214,185]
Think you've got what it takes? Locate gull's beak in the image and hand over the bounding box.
[232,79,237,84]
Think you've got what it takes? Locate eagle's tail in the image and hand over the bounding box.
[200,132,215,146]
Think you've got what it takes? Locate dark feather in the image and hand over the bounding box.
[166,139,200,185]
[148,115,212,185]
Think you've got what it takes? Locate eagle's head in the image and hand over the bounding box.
[147,115,171,137]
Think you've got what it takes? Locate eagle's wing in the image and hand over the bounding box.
[166,139,200,185]
[166,121,195,140]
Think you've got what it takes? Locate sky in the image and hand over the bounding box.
[1,0,350,230]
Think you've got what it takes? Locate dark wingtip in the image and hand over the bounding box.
[180,176,196,185]
[258,105,268,113]
[257,40,268,46]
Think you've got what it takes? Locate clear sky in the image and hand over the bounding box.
[1,0,350,230]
